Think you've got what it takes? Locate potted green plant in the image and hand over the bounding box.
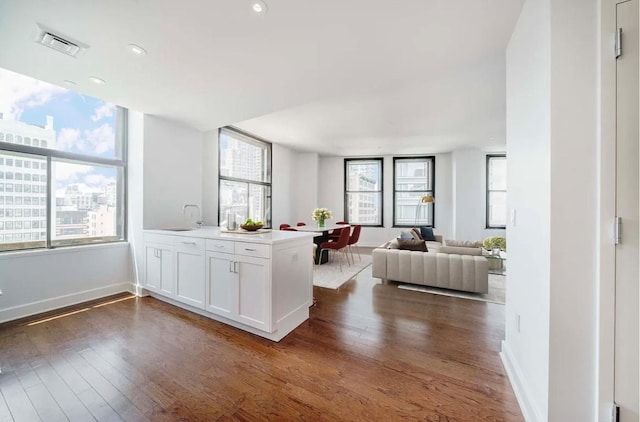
[483,236,506,254]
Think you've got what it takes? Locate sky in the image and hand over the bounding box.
[0,67,118,196]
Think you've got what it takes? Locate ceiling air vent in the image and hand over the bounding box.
[35,23,89,58]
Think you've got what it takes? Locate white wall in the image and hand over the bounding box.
[272,143,296,228]
[504,0,599,420]
[143,115,204,229]
[452,149,507,241]
[292,153,319,224]
[503,0,551,420]
[128,110,145,287]
[547,0,598,419]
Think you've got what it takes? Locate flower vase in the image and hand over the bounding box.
[318,219,325,228]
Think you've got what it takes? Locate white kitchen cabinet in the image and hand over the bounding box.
[143,234,175,296]
[175,238,205,309]
[143,228,314,342]
[205,243,271,331]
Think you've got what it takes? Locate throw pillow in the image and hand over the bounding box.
[396,238,428,252]
[399,231,413,240]
[410,227,423,240]
[444,239,483,248]
[420,226,436,241]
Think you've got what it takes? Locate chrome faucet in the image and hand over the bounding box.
[183,204,205,228]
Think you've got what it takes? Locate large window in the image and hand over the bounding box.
[393,156,435,227]
[344,158,383,226]
[0,67,127,252]
[486,154,507,228]
[218,127,272,227]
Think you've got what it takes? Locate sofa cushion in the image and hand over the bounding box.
[396,238,428,252]
[410,228,422,240]
[439,246,482,256]
[420,227,436,241]
[444,239,484,248]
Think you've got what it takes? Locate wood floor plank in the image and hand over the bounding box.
[0,260,522,421]
[0,374,41,422]
[24,382,68,422]
[32,362,96,422]
[0,390,14,422]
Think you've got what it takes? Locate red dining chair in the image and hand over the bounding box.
[320,227,351,271]
[296,222,306,226]
[279,223,291,230]
[347,225,362,262]
[282,227,298,231]
[329,221,348,240]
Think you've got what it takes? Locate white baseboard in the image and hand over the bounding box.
[500,340,544,422]
[0,282,136,323]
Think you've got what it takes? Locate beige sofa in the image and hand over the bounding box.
[372,240,489,294]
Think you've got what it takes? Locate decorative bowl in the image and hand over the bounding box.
[240,223,263,231]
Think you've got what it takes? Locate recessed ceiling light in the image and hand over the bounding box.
[88,76,106,85]
[250,0,267,15]
[127,43,147,55]
[63,80,77,86]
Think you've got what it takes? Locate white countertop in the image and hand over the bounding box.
[144,226,317,245]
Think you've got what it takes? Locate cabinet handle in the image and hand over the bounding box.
[234,261,239,273]
[181,241,197,246]
[244,248,257,252]
[229,261,233,273]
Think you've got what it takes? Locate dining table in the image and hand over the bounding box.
[294,223,351,264]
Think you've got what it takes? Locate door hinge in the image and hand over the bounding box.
[615,28,622,59]
[611,402,620,422]
[614,217,622,244]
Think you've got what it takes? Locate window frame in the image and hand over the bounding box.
[217,127,273,228]
[486,154,507,229]
[392,156,436,228]
[0,107,128,252]
[343,157,384,227]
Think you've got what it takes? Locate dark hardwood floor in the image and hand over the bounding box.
[0,267,522,421]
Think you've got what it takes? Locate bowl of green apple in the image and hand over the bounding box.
[240,218,264,231]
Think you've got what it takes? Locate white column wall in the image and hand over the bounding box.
[503,0,552,420]
[548,0,598,419]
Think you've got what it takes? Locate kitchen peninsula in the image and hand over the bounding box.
[142,227,315,341]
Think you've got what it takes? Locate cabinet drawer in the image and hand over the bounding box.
[175,237,205,253]
[144,233,176,245]
[235,242,270,259]
[206,239,234,254]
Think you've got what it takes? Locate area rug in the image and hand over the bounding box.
[397,274,506,304]
[313,254,372,289]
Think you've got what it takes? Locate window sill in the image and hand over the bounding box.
[0,241,129,260]
[485,226,507,230]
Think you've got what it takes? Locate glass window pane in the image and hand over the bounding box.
[0,67,120,159]
[0,151,47,251]
[51,160,123,247]
[346,192,382,225]
[394,159,432,191]
[346,160,382,191]
[488,157,507,190]
[219,180,248,224]
[219,130,270,183]
[488,191,507,227]
[395,191,433,226]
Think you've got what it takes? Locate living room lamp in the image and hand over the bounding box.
[415,194,435,226]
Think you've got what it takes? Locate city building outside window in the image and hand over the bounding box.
[218,127,272,228]
[0,67,127,251]
[344,158,383,226]
[486,154,507,228]
[393,156,435,227]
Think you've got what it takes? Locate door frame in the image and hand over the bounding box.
[598,0,640,419]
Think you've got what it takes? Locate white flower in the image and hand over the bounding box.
[312,208,332,221]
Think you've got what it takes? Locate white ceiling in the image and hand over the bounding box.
[0,0,523,155]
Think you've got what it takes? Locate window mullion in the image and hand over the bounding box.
[46,155,52,248]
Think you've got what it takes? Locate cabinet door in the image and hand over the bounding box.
[144,244,161,291]
[236,255,271,332]
[206,252,237,318]
[175,242,205,309]
[159,247,175,296]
